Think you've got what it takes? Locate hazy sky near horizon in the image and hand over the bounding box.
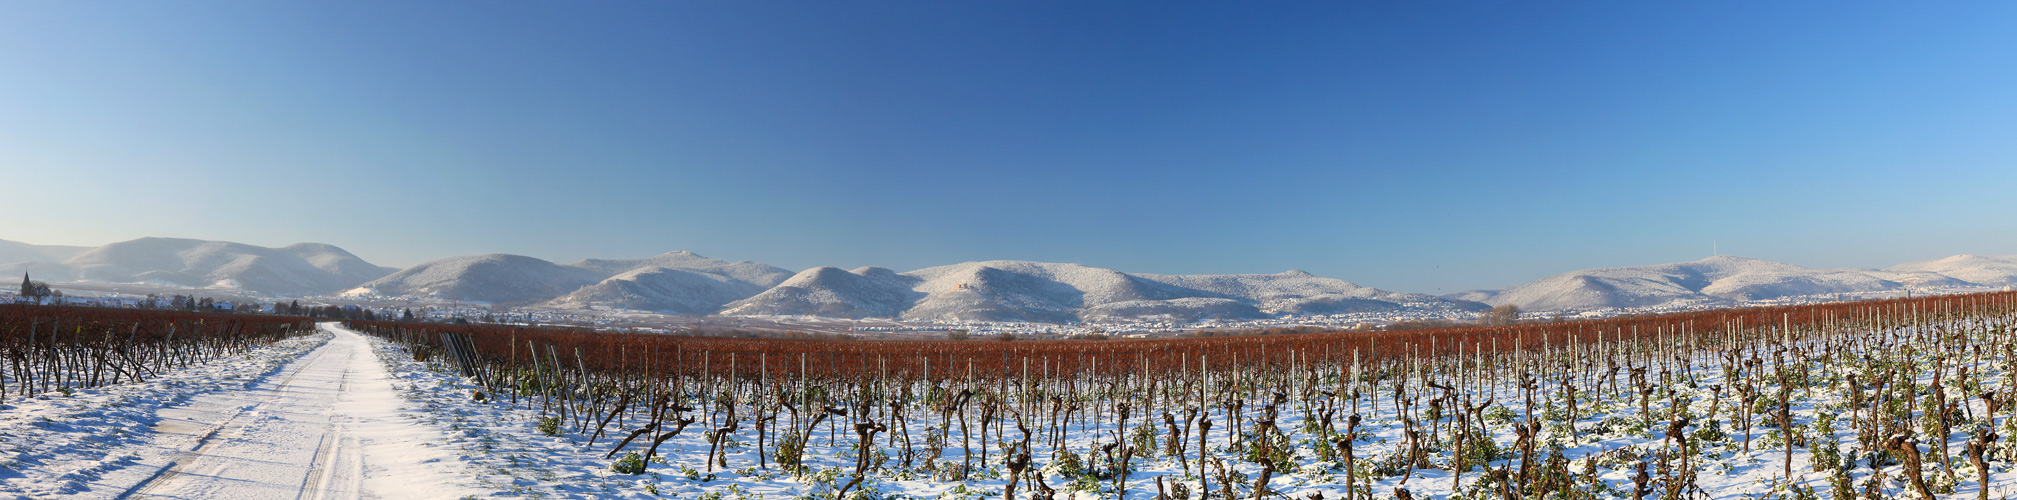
[4,2,2016,294]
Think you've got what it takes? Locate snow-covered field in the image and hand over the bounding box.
[0,329,333,497]
[0,324,484,499]
[8,314,2017,499]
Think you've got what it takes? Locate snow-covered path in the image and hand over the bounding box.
[103,323,480,500]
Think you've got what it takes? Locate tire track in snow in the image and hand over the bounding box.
[109,322,481,500]
[296,366,355,500]
[117,343,342,499]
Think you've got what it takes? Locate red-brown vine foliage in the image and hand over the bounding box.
[0,304,316,402]
[351,291,2017,383]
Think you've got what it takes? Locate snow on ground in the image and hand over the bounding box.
[0,323,485,499]
[0,330,332,497]
[362,318,2017,499]
[10,319,2017,499]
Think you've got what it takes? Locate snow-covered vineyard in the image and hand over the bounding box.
[6,292,2017,499]
[350,291,2017,499]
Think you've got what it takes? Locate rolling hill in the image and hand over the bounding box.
[10,235,2013,324]
[355,254,604,305]
[1454,255,1972,312]
[0,239,91,266]
[722,261,1487,322]
[3,237,395,296]
[358,251,794,309]
[1885,254,2017,287]
[719,266,922,318]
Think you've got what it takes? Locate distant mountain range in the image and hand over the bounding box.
[719,261,1481,322]
[0,240,91,264]
[1444,255,2007,311]
[1,237,393,296]
[1884,254,2017,287]
[357,251,793,314]
[4,236,2014,321]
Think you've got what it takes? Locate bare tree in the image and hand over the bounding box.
[1483,304,1521,326]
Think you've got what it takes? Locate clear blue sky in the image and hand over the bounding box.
[4,1,2015,294]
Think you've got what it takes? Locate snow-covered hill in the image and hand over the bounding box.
[722,261,1486,323]
[550,266,779,314]
[0,238,90,266]
[360,251,794,309]
[543,252,793,312]
[3,237,394,296]
[1469,255,1971,312]
[1886,254,2017,287]
[720,266,922,318]
[1135,270,1483,315]
[899,261,1181,322]
[0,239,92,284]
[11,235,2011,324]
[561,251,794,288]
[355,254,604,305]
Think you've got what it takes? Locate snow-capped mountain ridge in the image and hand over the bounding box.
[719,266,922,318]
[356,254,603,305]
[0,239,91,266]
[7,236,2015,323]
[357,250,794,309]
[1451,255,1978,312]
[1,237,395,296]
[721,260,1489,323]
[1885,254,2017,287]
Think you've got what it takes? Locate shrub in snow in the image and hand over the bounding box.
[611,452,647,475]
[1693,419,1728,444]
[1130,425,1157,460]
[774,433,807,475]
